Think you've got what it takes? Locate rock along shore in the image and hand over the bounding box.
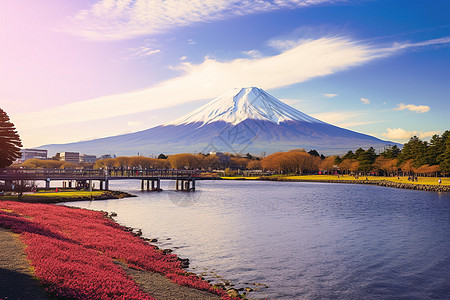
[259,177,450,192]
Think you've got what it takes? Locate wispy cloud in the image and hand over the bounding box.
[360,97,370,104]
[394,103,430,113]
[390,36,450,51]
[14,36,450,141]
[242,50,263,59]
[382,128,440,140]
[324,93,337,98]
[126,39,161,59]
[65,0,339,40]
[310,111,380,128]
[15,37,384,129]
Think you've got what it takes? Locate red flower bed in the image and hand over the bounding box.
[0,201,234,299]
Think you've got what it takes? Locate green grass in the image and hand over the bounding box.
[281,175,450,186]
[221,175,449,186]
[1,190,105,201]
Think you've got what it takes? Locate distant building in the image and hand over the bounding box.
[80,154,97,163]
[60,152,80,164]
[19,149,48,163]
[99,154,112,160]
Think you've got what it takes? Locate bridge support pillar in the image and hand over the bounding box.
[141,179,144,190]
[68,181,72,188]
[156,179,161,191]
[104,180,109,191]
[191,179,195,191]
[99,180,103,190]
[176,180,179,190]
[45,180,50,189]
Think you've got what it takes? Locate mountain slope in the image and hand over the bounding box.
[39,87,396,156]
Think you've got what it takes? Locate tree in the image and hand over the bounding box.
[357,147,377,173]
[398,136,428,167]
[381,145,401,159]
[308,149,320,157]
[343,150,356,160]
[439,131,450,175]
[0,108,22,168]
[157,153,167,159]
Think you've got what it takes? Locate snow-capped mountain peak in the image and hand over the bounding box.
[166,87,323,126]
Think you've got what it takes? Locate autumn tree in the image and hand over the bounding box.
[168,153,201,169]
[247,160,262,170]
[0,108,22,168]
[339,159,356,175]
[319,156,336,174]
[261,150,318,174]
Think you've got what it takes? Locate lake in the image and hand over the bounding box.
[65,180,450,299]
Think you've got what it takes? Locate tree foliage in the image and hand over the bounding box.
[0,108,22,168]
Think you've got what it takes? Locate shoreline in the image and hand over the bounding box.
[0,200,240,300]
[223,176,450,192]
[0,189,136,203]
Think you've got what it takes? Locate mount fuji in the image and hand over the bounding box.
[40,87,395,156]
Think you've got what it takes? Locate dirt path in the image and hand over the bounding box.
[116,261,221,300]
[0,228,51,300]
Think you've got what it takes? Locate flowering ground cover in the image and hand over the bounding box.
[0,201,234,299]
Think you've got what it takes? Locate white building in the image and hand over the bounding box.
[60,152,80,164]
[19,149,48,163]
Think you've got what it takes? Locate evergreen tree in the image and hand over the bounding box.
[0,108,22,168]
[343,150,356,160]
[438,131,450,175]
[157,153,167,159]
[381,145,401,159]
[398,136,428,167]
[308,149,320,157]
[357,147,377,173]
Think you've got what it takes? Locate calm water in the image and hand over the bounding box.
[65,180,450,299]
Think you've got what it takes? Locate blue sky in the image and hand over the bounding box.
[1,0,449,148]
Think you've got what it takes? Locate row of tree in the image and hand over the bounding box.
[15,131,450,176]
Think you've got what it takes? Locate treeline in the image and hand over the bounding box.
[18,131,450,176]
[21,158,77,169]
[333,131,450,176]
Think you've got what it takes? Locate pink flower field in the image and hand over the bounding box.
[0,201,235,299]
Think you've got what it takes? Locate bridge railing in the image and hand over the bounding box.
[0,168,203,180]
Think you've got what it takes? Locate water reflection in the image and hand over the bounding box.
[65,180,450,299]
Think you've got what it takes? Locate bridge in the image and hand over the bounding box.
[0,168,209,191]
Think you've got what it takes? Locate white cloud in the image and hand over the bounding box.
[242,50,263,59]
[394,103,430,113]
[360,97,370,104]
[127,121,143,127]
[310,111,380,127]
[324,93,337,98]
[66,0,338,40]
[15,37,385,130]
[179,56,187,61]
[14,35,450,145]
[382,128,440,140]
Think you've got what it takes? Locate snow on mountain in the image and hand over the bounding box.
[166,87,323,126]
[39,87,397,156]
